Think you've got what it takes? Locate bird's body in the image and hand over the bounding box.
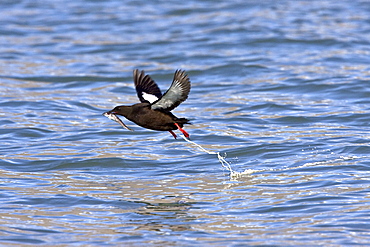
[114,102,190,131]
[104,69,191,139]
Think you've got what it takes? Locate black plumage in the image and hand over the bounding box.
[104,69,191,139]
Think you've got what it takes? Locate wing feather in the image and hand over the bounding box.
[134,69,162,103]
[151,70,190,111]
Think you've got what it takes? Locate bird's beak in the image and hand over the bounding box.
[103,110,114,115]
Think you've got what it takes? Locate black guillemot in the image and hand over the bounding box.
[104,69,191,139]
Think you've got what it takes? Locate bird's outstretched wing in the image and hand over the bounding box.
[151,70,190,111]
[134,69,162,103]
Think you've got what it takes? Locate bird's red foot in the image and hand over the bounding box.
[169,130,177,139]
[174,123,190,139]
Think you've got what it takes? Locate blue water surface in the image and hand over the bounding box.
[1,0,370,246]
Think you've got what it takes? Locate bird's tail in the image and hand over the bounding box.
[176,117,191,125]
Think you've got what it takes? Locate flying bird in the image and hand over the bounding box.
[104,69,191,139]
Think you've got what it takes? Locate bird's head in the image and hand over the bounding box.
[104,105,132,117]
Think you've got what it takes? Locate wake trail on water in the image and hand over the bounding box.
[180,135,255,179]
[180,136,359,180]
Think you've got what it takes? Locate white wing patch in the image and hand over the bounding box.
[142,92,159,103]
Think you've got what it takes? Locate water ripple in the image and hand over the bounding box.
[1,0,370,246]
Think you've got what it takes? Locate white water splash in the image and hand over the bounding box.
[180,135,360,180]
[179,135,254,179]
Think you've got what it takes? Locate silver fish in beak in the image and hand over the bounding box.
[103,111,133,131]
